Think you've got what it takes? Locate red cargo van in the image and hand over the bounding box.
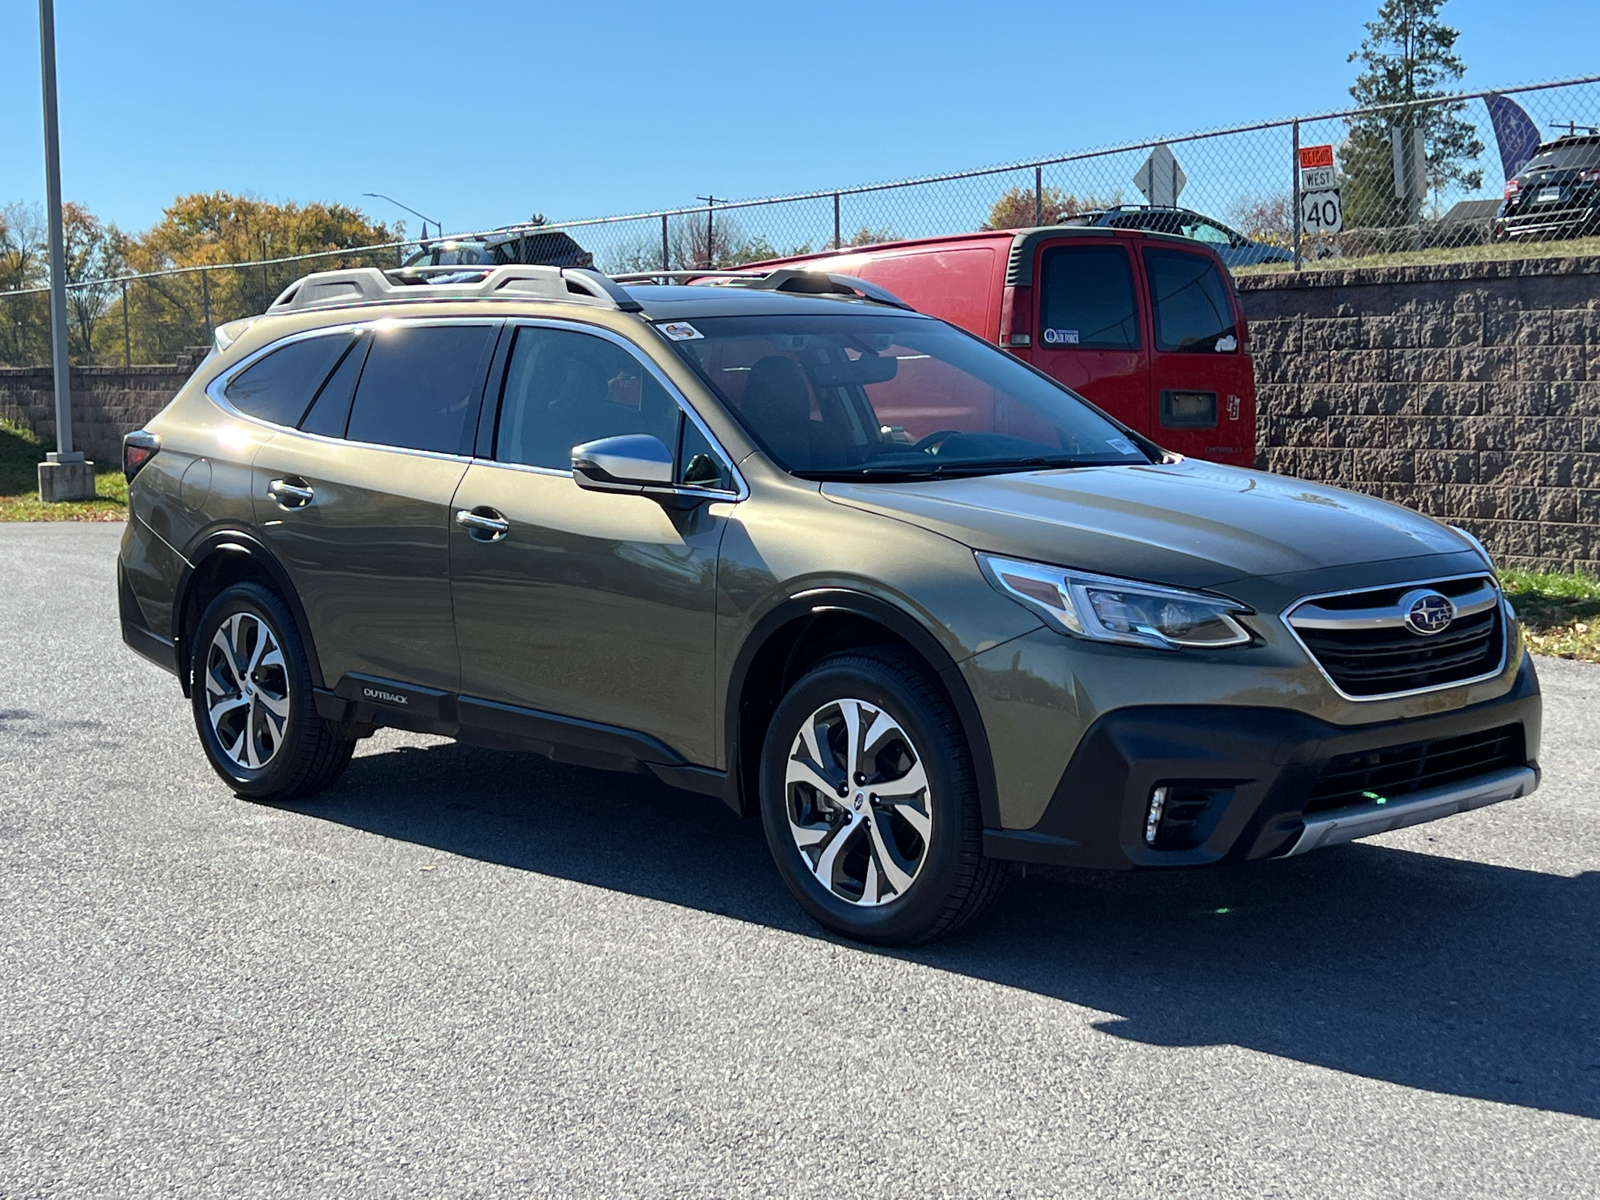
[739,227,1255,467]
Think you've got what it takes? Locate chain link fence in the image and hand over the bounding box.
[2,75,1596,368]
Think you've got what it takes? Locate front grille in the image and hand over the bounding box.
[1291,577,1504,697]
[1306,724,1525,815]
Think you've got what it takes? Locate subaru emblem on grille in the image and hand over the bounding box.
[1402,590,1456,636]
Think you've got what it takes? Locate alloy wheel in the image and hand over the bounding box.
[204,612,290,770]
[784,697,933,906]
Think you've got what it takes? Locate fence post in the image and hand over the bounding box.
[661,213,670,271]
[201,268,213,340]
[833,193,841,250]
[1034,166,1043,226]
[121,280,130,369]
[1291,119,1302,273]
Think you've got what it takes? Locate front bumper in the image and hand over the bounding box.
[983,653,1541,870]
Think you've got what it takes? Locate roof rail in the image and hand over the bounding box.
[268,264,642,315]
[611,267,913,310]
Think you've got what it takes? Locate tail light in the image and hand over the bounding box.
[123,430,160,482]
[1503,179,1520,199]
[1579,168,1600,186]
[999,285,1032,348]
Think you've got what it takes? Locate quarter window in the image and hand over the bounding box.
[1142,248,1239,353]
[1038,245,1140,350]
[345,324,496,454]
[223,334,350,427]
[495,326,680,470]
[299,333,368,437]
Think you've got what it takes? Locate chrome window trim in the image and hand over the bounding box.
[203,316,501,465]
[1279,573,1511,703]
[495,317,749,502]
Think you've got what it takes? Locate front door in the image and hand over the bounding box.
[252,319,499,694]
[449,322,735,767]
[1029,240,1152,435]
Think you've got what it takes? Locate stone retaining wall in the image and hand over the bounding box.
[0,349,206,467]
[1238,255,1600,575]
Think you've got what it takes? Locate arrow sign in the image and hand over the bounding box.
[1134,144,1187,207]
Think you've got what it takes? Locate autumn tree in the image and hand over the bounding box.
[1343,0,1484,229]
[983,185,1121,230]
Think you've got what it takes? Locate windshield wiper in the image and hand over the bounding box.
[798,456,1137,482]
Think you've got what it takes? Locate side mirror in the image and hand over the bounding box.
[571,434,674,493]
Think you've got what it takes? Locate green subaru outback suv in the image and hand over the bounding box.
[118,263,1541,944]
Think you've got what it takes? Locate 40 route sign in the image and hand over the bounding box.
[1301,189,1343,234]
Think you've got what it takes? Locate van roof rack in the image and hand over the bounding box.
[267,264,643,314]
[610,267,914,311]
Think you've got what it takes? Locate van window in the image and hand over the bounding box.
[345,323,496,454]
[1038,245,1140,350]
[1142,248,1238,353]
[495,326,679,470]
[223,334,349,427]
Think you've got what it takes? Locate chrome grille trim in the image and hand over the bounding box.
[1281,574,1510,702]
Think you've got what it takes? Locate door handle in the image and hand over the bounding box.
[455,507,510,541]
[268,478,314,508]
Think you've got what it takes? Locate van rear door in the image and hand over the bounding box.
[1029,239,1151,435]
[1140,245,1255,466]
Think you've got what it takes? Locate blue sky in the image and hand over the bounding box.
[1,0,1596,238]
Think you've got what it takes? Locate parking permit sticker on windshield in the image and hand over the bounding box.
[1106,437,1138,455]
[657,322,704,341]
[1042,328,1080,345]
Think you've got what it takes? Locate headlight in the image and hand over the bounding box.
[977,554,1253,651]
[1448,524,1498,573]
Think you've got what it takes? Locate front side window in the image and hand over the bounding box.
[495,326,680,470]
[1142,248,1238,353]
[664,313,1153,480]
[1039,245,1140,350]
[345,323,496,453]
[223,333,350,427]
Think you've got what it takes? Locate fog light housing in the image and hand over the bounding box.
[1145,786,1169,846]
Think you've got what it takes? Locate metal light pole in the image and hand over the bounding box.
[363,192,441,239]
[36,0,93,502]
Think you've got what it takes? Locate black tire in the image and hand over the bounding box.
[190,582,353,802]
[759,649,1009,945]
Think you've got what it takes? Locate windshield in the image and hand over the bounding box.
[660,313,1154,480]
[1524,141,1600,172]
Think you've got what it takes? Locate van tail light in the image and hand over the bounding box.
[1503,178,1520,199]
[123,430,160,483]
[999,285,1032,348]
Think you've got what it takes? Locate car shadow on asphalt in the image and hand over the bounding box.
[304,736,1600,1121]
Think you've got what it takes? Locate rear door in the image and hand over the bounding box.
[251,319,499,697]
[1140,245,1254,465]
[1029,239,1151,434]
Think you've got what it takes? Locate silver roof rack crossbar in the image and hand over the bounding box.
[610,267,914,311]
[268,265,643,314]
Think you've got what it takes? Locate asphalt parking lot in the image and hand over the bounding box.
[2,522,1597,1198]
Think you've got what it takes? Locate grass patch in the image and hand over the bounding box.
[0,418,127,522]
[1236,234,1600,276]
[1502,568,1600,663]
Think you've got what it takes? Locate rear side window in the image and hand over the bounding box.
[345,324,496,454]
[299,334,368,438]
[1038,245,1140,350]
[1142,248,1238,353]
[223,334,349,427]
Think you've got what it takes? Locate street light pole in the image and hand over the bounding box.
[363,192,442,239]
[36,0,93,502]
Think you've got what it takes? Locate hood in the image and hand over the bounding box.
[822,459,1471,590]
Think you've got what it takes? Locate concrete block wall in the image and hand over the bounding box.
[0,349,206,467]
[1238,256,1600,575]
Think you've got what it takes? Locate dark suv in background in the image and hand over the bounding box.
[1497,134,1600,241]
[118,263,1541,944]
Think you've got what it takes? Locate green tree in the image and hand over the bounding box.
[1344,0,1485,229]
[983,185,1120,231]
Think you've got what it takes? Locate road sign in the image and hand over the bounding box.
[1300,189,1343,235]
[1134,144,1187,207]
[1299,144,1334,169]
[1300,165,1337,191]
